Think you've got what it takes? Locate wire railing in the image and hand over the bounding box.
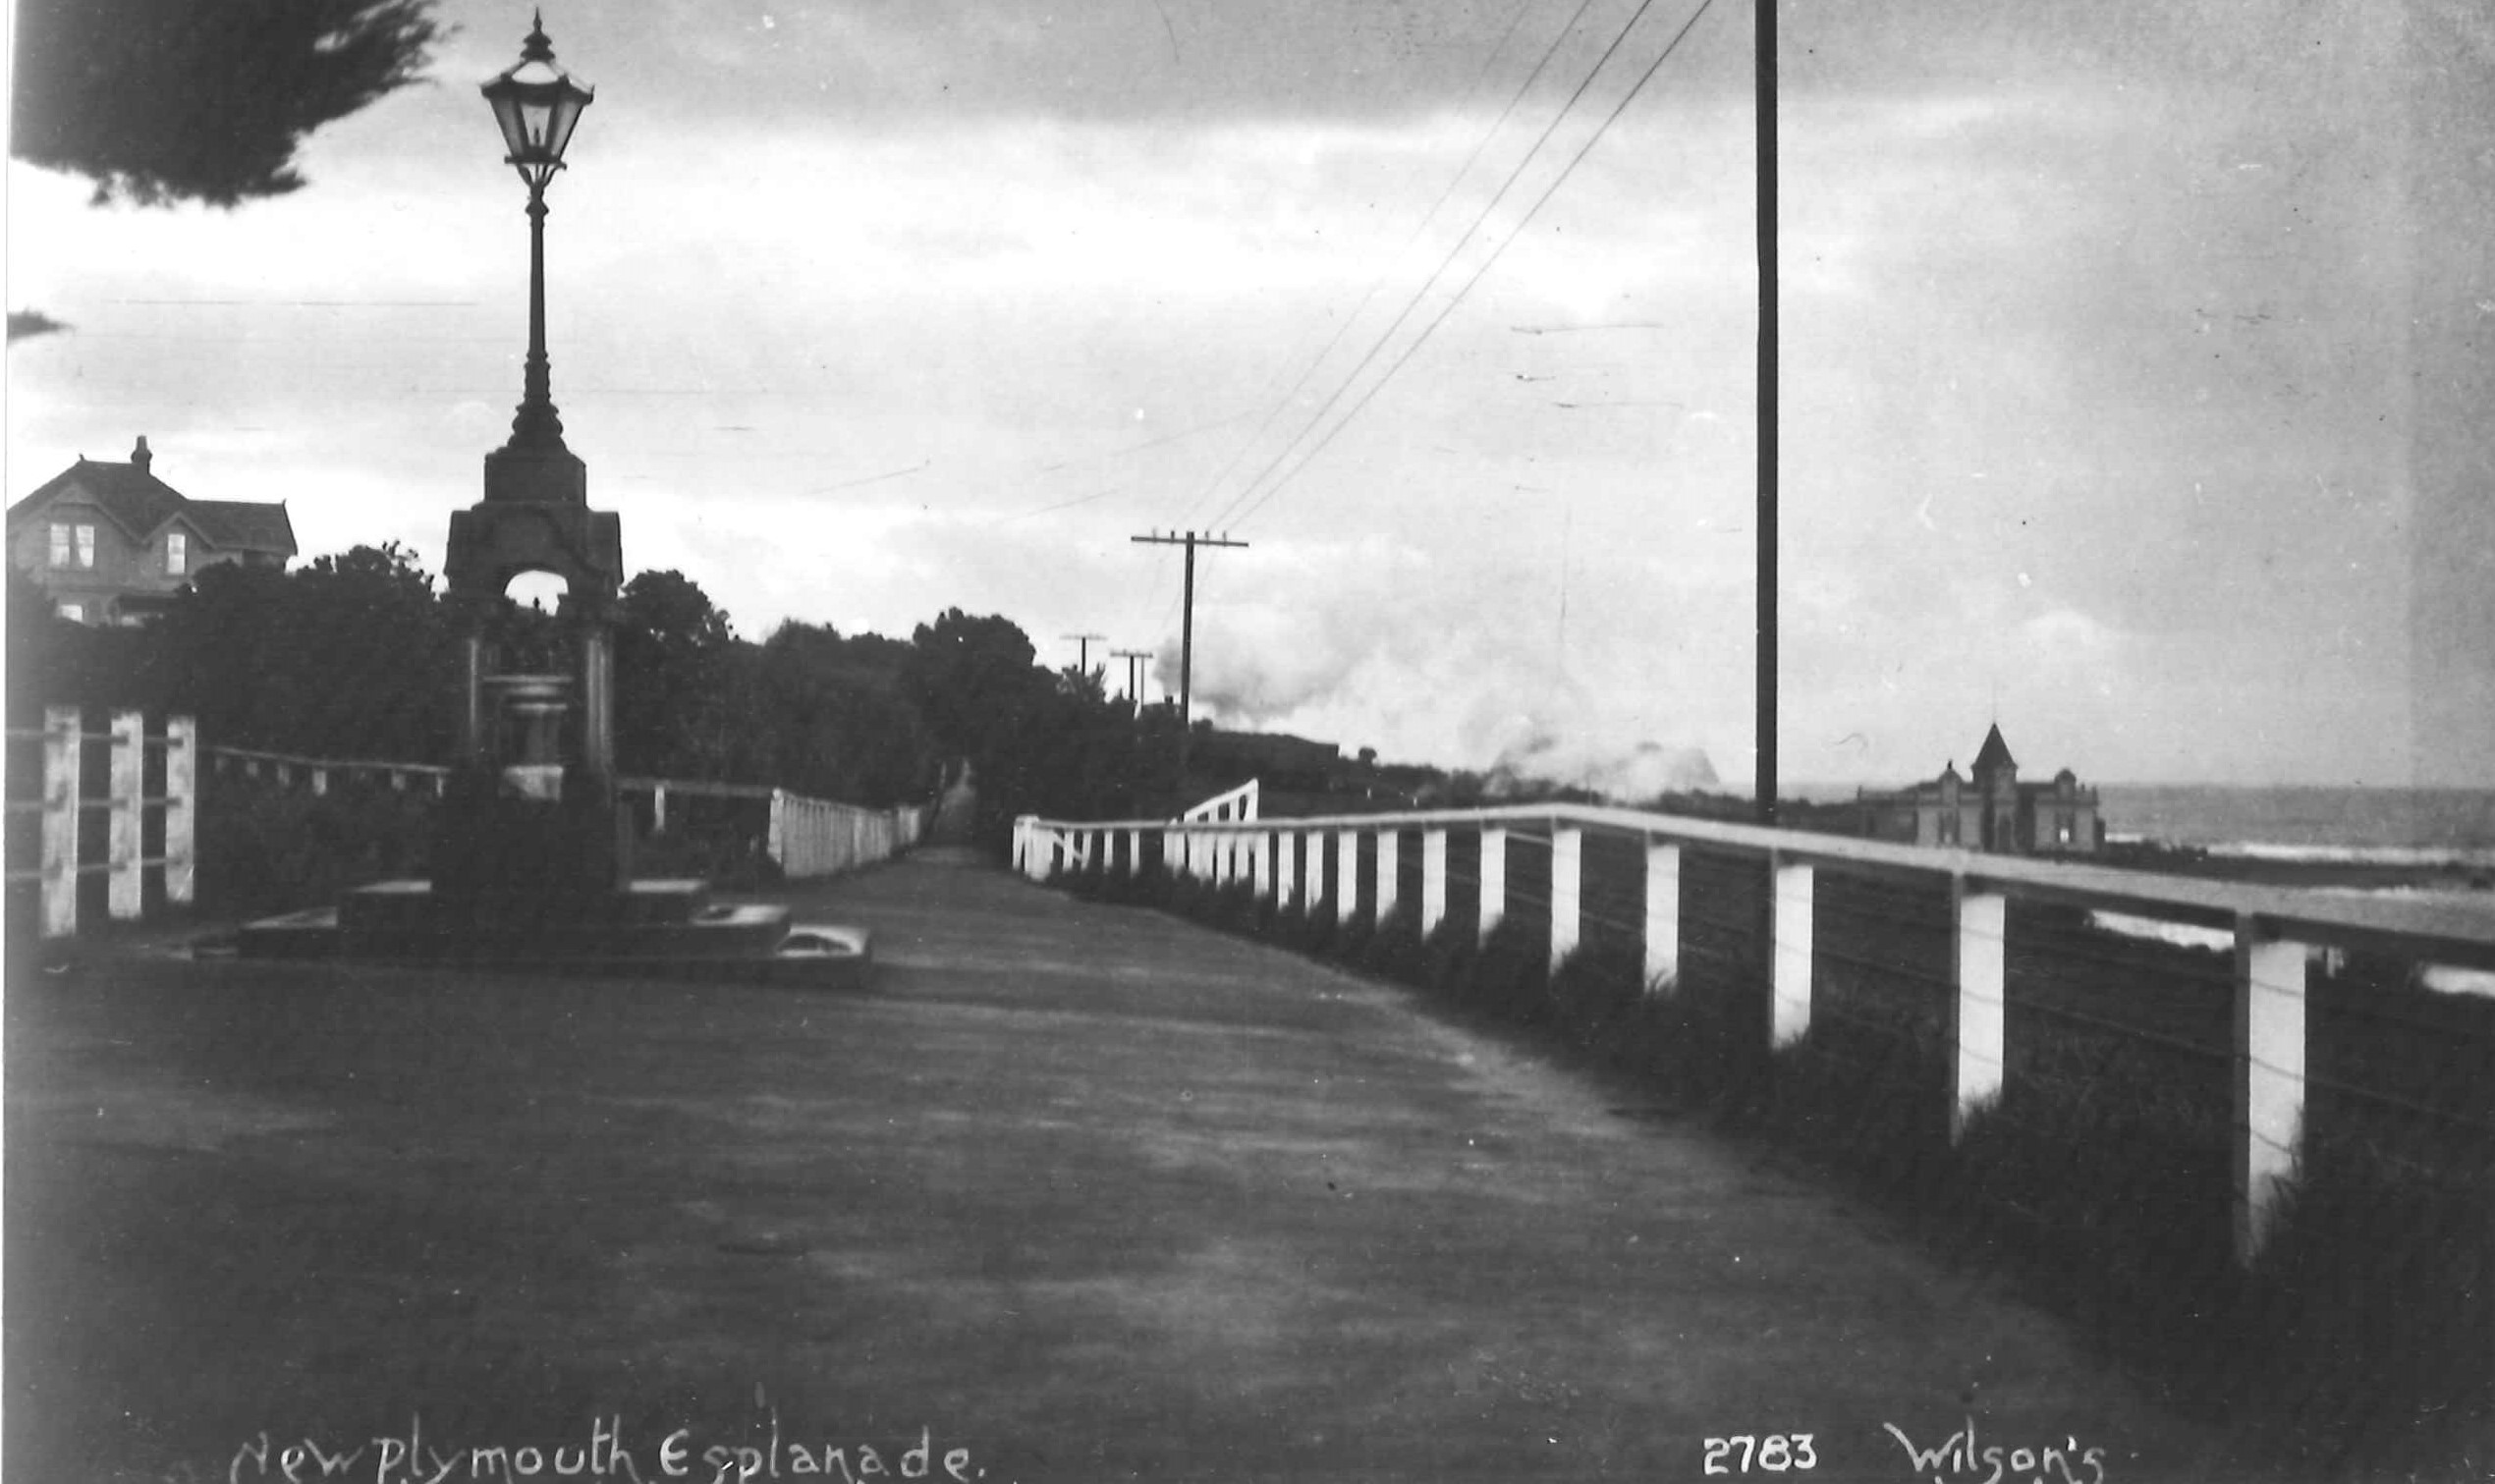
[1016,799,2495,1265]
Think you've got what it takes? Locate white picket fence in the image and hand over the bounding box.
[202,743,926,882]
[1015,794,2495,1264]
[5,707,196,937]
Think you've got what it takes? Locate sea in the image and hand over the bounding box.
[2092,784,2495,864]
[1797,783,2495,994]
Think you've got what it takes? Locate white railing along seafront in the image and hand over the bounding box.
[1013,799,2495,1265]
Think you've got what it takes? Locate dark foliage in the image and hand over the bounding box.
[11,0,442,206]
[194,770,434,916]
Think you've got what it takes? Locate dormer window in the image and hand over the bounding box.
[166,531,188,576]
[49,522,95,570]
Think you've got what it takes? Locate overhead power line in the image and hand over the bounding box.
[1226,0,1721,531]
[1166,0,1564,532]
[1205,0,1692,533]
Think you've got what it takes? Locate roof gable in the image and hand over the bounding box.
[1971,724,2018,774]
[186,500,298,556]
[8,458,186,541]
[10,450,294,559]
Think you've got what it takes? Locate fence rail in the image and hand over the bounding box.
[6,707,195,937]
[204,743,925,881]
[1013,798,2495,1265]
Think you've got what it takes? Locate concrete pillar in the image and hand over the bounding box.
[108,711,143,920]
[1421,828,1447,936]
[1951,885,2008,1141]
[1771,859,1814,1047]
[1478,826,1507,944]
[2233,926,2308,1262]
[1643,842,1681,990]
[1277,829,1298,910]
[1548,825,1582,973]
[41,705,80,938]
[163,716,194,907]
[1337,829,1358,925]
[1374,828,1400,925]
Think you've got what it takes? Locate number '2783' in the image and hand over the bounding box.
[1703,1434,1816,1473]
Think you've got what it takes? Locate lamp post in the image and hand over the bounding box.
[439,13,627,907]
[480,13,594,496]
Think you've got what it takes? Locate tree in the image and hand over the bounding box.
[11,0,442,207]
[749,622,936,806]
[613,570,742,779]
[139,542,454,756]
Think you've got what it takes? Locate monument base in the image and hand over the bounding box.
[234,877,872,988]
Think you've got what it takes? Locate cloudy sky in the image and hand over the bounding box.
[9,0,2491,789]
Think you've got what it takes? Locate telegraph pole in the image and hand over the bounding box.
[1061,632,1106,675]
[1754,0,1779,829]
[1131,528,1247,791]
[1111,648,1153,705]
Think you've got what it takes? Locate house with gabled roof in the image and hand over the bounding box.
[6,436,297,626]
[1855,724,2102,854]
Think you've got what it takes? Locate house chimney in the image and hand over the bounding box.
[132,436,152,473]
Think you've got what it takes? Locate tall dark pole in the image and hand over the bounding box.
[1180,539,1195,737]
[1132,529,1248,797]
[1754,0,1778,829]
[1112,649,1152,704]
[516,188,562,445]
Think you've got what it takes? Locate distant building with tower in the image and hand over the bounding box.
[1857,725,2101,854]
[7,436,298,626]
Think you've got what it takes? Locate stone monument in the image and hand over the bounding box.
[237,19,866,980]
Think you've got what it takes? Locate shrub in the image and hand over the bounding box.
[196,776,435,916]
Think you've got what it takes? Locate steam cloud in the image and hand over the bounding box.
[1155,579,1721,802]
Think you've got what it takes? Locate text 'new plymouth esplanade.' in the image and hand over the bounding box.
[238,18,865,979]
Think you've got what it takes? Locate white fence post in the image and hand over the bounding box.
[1305,828,1326,915]
[1129,828,1143,877]
[1643,842,1681,990]
[652,784,669,835]
[1951,883,2008,1141]
[1771,858,1814,1047]
[1421,828,1447,937]
[1374,827,1399,925]
[1252,831,1272,897]
[1549,824,1582,973]
[1336,829,1358,925]
[1477,826,1507,944]
[767,790,789,871]
[108,710,144,920]
[1277,830,1299,910]
[41,705,81,938]
[2233,924,2308,1262]
[164,716,195,907]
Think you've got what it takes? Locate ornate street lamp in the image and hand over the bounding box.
[439,12,626,907]
[481,12,594,466]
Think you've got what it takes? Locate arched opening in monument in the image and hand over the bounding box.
[483,568,580,800]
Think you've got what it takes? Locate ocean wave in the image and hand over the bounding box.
[2100,834,2495,869]
[2087,911,2495,998]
